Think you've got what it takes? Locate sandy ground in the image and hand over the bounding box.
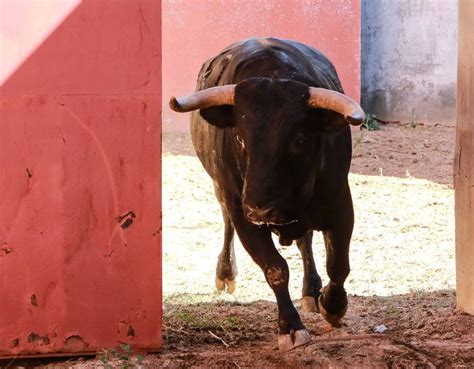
[5,124,473,368]
[162,124,456,303]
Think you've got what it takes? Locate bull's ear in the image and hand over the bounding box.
[199,105,235,128]
[310,108,348,132]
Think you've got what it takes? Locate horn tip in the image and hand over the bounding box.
[169,96,184,112]
[346,111,365,126]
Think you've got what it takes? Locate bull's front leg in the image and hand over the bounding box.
[231,214,311,351]
[319,188,354,327]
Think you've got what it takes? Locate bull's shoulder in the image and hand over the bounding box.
[196,38,270,89]
[196,47,235,90]
[273,38,344,93]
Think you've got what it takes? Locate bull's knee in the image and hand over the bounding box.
[265,266,289,289]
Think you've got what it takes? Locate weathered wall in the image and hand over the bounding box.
[362,0,458,125]
[0,0,162,356]
[163,0,361,132]
[455,0,474,315]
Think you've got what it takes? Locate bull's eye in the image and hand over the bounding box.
[295,135,308,147]
[290,134,308,155]
[236,135,245,148]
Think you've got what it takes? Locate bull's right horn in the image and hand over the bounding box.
[308,87,365,126]
[169,85,236,113]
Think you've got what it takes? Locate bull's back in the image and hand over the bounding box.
[190,37,348,179]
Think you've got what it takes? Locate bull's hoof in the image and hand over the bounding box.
[318,294,347,328]
[215,277,236,294]
[278,329,311,352]
[300,296,319,313]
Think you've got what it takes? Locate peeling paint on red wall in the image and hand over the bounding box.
[163,0,361,132]
[0,0,162,357]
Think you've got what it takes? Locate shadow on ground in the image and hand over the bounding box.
[5,290,472,368]
[163,123,455,186]
[158,289,473,368]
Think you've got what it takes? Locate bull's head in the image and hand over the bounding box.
[170,78,364,232]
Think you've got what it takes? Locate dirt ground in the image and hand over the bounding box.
[4,123,473,368]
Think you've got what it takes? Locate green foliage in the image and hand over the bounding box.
[98,343,142,369]
[385,297,401,315]
[175,310,242,331]
[361,113,381,131]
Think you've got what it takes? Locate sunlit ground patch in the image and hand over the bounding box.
[163,152,454,305]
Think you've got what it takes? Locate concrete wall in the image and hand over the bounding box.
[163,0,361,132]
[362,0,458,125]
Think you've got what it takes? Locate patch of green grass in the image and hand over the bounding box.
[163,292,216,305]
[409,288,426,299]
[221,315,242,329]
[174,310,243,331]
[361,113,381,131]
[385,301,400,315]
[98,343,143,369]
[432,300,451,308]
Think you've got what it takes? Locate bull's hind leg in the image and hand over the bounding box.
[318,189,354,327]
[215,205,238,293]
[296,231,323,313]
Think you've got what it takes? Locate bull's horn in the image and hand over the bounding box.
[308,87,365,126]
[169,85,236,112]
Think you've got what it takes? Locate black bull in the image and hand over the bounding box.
[170,38,365,351]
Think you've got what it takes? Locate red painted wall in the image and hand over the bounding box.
[163,0,361,132]
[0,0,162,357]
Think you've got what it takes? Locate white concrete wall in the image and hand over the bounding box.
[362,0,458,125]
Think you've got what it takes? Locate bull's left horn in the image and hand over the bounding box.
[308,87,365,126]
[169,85,236,112]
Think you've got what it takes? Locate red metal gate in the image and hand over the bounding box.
[0,0,162,357]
